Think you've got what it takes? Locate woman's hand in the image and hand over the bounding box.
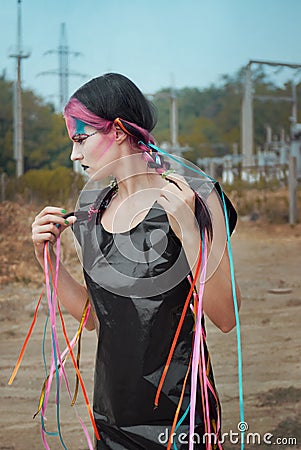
[32,207,77,265]
[157,173,197,241]
[157,173,200,275]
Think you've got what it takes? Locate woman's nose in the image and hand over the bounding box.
[70,144,83,162]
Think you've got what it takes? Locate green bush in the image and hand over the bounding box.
[5,168,85,204]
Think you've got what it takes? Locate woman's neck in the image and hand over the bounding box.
[113,153,165,199]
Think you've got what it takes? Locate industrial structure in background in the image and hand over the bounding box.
[10,0,30,178]
[198,60,301,180]
[241,59,301,179]
[39,23,87,113]
[197,59,301,224]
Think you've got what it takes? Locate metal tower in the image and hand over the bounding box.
[9,0,30,177]
[39,23,87,112]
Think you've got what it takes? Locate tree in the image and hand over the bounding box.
[0,76,71,175]
[0,77,15,175]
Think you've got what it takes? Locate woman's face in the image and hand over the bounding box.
[70,123,117,179]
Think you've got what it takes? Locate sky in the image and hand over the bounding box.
[1,0,301,110]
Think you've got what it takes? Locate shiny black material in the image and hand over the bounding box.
[73,178,236,449]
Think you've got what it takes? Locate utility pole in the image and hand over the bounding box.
[241,63,254,173]
[291,80,297,127]
[148,90,190,166]
[288,156,299,225]
[147,91,177,147]
[39,23,87,112]
[9,0,30,177]
[170,89,178,148]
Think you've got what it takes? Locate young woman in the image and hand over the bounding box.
[32,73,241,449]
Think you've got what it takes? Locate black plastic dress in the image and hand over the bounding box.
[73,177,237,450]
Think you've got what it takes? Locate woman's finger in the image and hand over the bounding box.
[34,214,67,228]
[34,213,76,230]
[160,180,195,210]
[32,231,57,246]
[35,206,67,220]
[164,173,191,192]
[33,223,60,237]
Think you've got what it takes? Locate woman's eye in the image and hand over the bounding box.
[73,135,87,144]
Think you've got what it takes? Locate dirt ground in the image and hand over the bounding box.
[0,201,301,449]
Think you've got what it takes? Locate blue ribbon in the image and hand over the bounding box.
[139,141,245,449]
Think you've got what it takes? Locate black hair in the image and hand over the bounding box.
[72,73,157,132]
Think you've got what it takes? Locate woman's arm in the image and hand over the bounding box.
[202,190,241,333]
[32,206,96,331]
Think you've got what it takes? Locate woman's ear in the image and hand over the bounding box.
[114,125,127,144]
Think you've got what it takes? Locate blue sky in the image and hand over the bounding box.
[1,0,300,110]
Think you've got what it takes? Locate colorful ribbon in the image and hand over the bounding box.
[8,236,99,449]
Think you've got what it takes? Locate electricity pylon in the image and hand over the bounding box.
[39,23,87,112]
